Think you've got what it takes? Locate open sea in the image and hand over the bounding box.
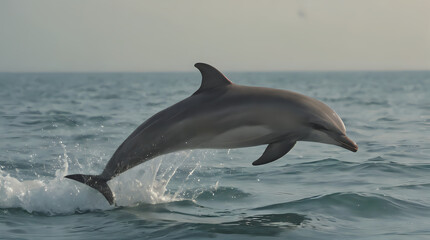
[0,71,429,240]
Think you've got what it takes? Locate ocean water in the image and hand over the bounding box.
[0,71,429,240]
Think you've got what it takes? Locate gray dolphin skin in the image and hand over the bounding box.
[65,63,358,205]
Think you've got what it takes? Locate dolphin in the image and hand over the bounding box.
[65,63,358,205]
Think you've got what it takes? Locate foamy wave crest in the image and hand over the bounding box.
[0,143,201,215]
[0,169,112,215]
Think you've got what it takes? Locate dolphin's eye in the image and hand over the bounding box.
[310,123,328,131]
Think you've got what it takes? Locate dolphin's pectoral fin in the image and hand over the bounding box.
[193,63,232,95]
[252,140,296,166]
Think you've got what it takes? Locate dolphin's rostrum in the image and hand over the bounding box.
[65,63,358,205]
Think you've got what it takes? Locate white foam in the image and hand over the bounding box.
[0,168,112,215]
[0,143,201,215]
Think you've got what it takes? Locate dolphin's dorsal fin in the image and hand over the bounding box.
[194,63,232,95]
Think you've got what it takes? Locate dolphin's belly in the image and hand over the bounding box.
[195,125,275,148]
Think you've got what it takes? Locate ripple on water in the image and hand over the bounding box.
[183,186,251,202]
[190,213,308,237]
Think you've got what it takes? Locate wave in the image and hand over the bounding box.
[187,213,307,237]
[253,192,429,218]
[281,157,430,175]
[379,183,430,190]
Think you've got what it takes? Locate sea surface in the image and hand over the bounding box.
[0,71,429,240]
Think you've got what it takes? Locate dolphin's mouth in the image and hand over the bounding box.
[337,135,358,152]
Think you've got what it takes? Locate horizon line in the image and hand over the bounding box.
[1,69,430,74]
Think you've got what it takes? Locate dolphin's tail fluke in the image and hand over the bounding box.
[65,174,114,205]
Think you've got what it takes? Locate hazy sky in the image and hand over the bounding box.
[1,0,429,72]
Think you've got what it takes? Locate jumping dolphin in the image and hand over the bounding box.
[65,63,358,205]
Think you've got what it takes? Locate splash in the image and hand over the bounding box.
[0,142,201,215]
[110,150,197,206]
